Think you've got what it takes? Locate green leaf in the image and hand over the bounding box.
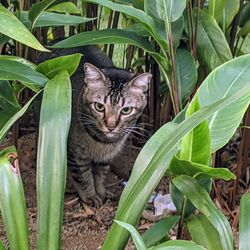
[142,216,180,247]
[0,55,48,87]
[52,28,165,65]
[103,82,250,249]
[180,96,210,165]
[238,20,250,38]
[0,241,6,250]
[0,80,21,130]
[52,29,167,77]
[175,48,197,106]
[239,2,250,27]
[0,34,10,45]
[151,240,206,250]
[0,4,48,51]
[36,53,82,79]
[173,175,234,250]
[145,0,186,22]
[239,192,250,250]
[52,28,154,52]
[224,0,239,28]
[194,54,250,152]
[0,91,41,142]
[28,0,57,28]
[172,16,184,49]
[0,146,29,250]
[47,2,80,14]
[115,220,147,250]
[20,11,94,28]
[208,0,226,22]
[195,10,232,71]
[84,0,167,48]
[36,71,71,250]
[117,0,144,9]
[186,214,223,250]
[170,156,235,181]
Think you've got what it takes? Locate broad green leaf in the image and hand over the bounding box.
[0,91,41,142]
[170,156,235,181]
[144,1,184,50]
[36,53,82,79]
[239,2,250,27]
[52,28,165,66]
[238,20,250,38]
[0,34,10,45]
[208,0,226,22]
[0,55,36,69]
[20,11,93,28]
[0,56,48,87]
[115,220,147,250]
[52,28,169,92]
[173,175,234,250]
[117,0,144,9]
[0,241,6,250]
[239,192,250,250]
[36,71,71,250]
[180,96,210,165]
[145,0,186,22]
[195,10,232,71]
[47,2,80,14]
[172,16,184,49]
[187,214,223,250]
[84,0,167,48]
[0,80,21,130]
[151,240,206,250]
[224,0,239,28]
[142,216,180,247]
[28,0,57,28]
[103,83,250,249]
[194,54,250,152]
[52,29,154,52]
[0,147,29,250]
[175,48,197,106]
[0,4,47,51]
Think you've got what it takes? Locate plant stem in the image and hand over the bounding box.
[187,0,194,56]
[162,1,180,115]
[177,196,187,239]
[193,0,201,59]
[229,0,244,53]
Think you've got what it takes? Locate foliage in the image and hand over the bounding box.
[0,0,250,249]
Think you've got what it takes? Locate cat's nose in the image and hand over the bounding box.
[107,126,116,132]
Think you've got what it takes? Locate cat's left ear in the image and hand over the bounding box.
[128,73,152,93]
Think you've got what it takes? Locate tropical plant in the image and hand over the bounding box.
[1,0,250,249]
[0,3,82,249]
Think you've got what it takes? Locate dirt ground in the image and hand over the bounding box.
[0,132,127,250]
[0,129,168,250]
[0,124,246,249]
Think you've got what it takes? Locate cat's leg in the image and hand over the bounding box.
[68,160,103,207]
[92,163,114,200]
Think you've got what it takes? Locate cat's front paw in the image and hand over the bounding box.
[104,190,115,200]
[86,194,103,208]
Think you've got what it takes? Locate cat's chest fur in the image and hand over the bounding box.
[68,122,126,163]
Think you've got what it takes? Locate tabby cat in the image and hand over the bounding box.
[38,45,152,207]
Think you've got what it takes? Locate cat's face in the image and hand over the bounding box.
[79,63,152,143]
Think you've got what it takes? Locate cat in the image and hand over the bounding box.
[37,45,152,207]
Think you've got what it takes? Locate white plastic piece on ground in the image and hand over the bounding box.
[153,192,177,216]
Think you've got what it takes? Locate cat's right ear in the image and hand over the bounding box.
[84,63,106,86]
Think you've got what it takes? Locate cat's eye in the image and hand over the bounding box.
[94,102,105,112]
[121,107,133,115]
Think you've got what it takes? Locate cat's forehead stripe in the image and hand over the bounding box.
[106,77,127,105]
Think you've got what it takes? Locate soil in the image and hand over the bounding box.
[0,124,247,250]
[0,132,127,250]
